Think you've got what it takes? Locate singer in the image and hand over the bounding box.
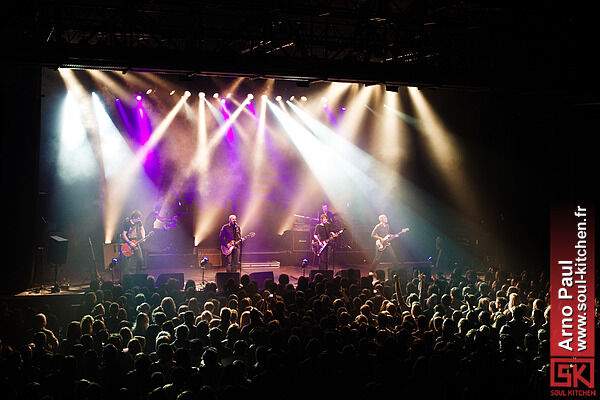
[219,214,242,272]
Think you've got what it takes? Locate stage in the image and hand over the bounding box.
[17,260,430,298]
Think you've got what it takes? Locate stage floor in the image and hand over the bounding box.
[98,263,372,288]
[20,261,424,297]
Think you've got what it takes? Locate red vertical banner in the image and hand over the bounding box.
[550,204,595,393]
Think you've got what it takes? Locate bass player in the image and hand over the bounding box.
[121,210,146,273]
[370,214,409,270]
[313,213,334,270]
[219,214,242,272]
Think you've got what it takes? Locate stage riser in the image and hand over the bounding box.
[147,253,195,269]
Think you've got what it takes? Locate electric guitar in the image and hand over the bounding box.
[375,228,409,251]
[221,232,255,256]
[312,229,344,256]
[120,231,154,257]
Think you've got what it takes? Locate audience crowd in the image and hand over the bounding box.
[0,266,559,400]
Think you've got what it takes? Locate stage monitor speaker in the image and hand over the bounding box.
[48,235,69,265]
[215,272,240,292]
[336,268,361,282]
[123,273,148,289]
[309,269,334,281]
[156,273,185,289]
[103,243,120,269]
[292,230,311,251]
[249,271,274,291]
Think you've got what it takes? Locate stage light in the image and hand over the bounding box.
[275,95,282,101]
[247,94,254,100]
[290,96,295,101]
[146,89,153,95]
[408,86,477,213]
[213,93,219,99]
[341,106,346,111]
[321,96,328,103]
[136,95,142,101]
[199,92,205,97]
[226,93,232,99]
[170,90,176,96]
[184,90,191,97]
[115,98,120,102]
[220,99,226,104]
[261,94,268,100]
[300,96,308,102]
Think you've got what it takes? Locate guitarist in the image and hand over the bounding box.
[313,213,333,270]
[370,214,399,270]
[219,214,242,272]
[121,210,146,273]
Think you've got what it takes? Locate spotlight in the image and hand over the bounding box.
[220,98,226,104]
[261,94,268,100]
[247,94,254,100]
[170,90,176,96]
[136,95,142,101]
[300,96,308,102]
[184,90,191,97]
[199,92,205,97]
[200,257,209,267]
[226,93,232,99]
[109,258,119,270]
[289,96,295,101]
[341,106,346,111]
[115,98,120,102]
[146,89,153,95]
[275,95,282,101]
[213,93,219,99]
[321,96,328,103]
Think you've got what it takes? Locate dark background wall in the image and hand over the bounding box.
[2,66,597,293]
[1,66,41,292]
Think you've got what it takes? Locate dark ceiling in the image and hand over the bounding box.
[2,1,594,94]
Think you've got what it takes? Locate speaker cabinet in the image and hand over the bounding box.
[336,268,361,282]
[103,243,120,269]
[123,273,149,289]
[48,235,69,265]
[156,273,185,289]
[249,271,275,290]
[215,272,240,292]
[292,230,311,251]
[309,269,334,281]
[196,248,222,267]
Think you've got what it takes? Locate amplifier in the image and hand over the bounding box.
[196,248,222,267]
[292,230,311,251]
[103,243,120,269]
[48,235,69,265]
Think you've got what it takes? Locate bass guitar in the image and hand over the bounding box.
[312,229,344,256]
[375,228,409,251]
[120,231,154,257]
[221,232,256,256]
